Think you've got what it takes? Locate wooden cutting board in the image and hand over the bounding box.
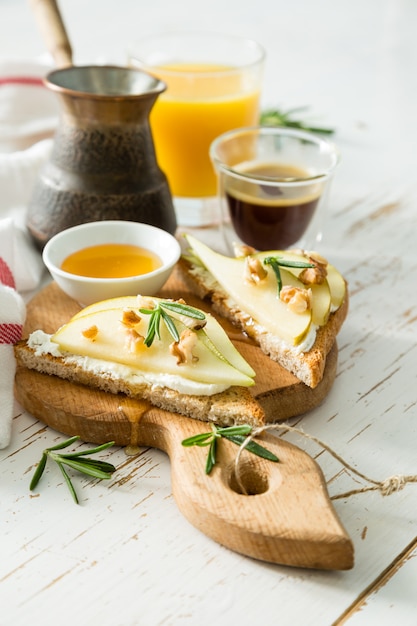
[15,268,353,570]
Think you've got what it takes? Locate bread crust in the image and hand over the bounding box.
[14,340,265,428]
[177,257,349,388]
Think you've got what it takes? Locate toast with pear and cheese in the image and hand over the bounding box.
[14,295,265,427]
[178,235,349,388]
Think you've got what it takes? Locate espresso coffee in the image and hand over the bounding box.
[225,161,321,250]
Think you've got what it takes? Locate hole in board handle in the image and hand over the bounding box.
[228,459,270,495]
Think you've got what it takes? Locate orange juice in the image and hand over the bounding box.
[149,63,261,198]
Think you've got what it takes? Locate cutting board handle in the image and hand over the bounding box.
[144,412,354,570]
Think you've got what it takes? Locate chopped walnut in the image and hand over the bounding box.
[121,309,142,328]
[298,252,328,285]
[308,251,328,266]
[136,295,155,309]
[169,328,199,365]
[244,257,268,285]
[82,325,98,341]
[125,328,144,352]
[233,243,257,258]
[280,285,312,314]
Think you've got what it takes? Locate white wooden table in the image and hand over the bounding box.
[1,1,416,624]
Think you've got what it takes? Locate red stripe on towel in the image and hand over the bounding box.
[0,76,45,87]
[0,323,23,344]
[0,258,16,289]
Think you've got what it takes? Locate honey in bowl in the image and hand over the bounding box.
[61,243,162,278]
[225,161,322,250]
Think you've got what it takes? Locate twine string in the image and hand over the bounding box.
[233,423,417,499]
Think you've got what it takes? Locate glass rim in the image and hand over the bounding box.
[128,31,266,77]
[210,126,340,185]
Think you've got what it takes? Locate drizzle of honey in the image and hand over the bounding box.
[61,243,162,278]
[118,398,152,456]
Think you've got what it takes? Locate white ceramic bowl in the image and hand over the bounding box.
[42,220,181,305]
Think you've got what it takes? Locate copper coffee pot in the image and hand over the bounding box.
[27,0,176,249]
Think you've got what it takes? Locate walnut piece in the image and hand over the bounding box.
[136,295,155,309]
[169,328,199,365]
[298,252,328,285]
[121,309,142,328]
[233,243,257,258]
[124,328,144,352]
[244,257,268,285]
[308,251,328,266]
[280,285,312,314]
[82,325,98,341]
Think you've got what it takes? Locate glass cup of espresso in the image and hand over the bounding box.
[210,126,339,253]
[128,33,265,228]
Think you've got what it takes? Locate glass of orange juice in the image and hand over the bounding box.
[128,32,265,227]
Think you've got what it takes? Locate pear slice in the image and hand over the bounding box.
[185,235,312,346]
[309,283,331,326]
[253,250,332,327]
[256,249,345,312]
[326,263,346,308]
[198,317,255,378]
[52,307,255,387]
[163,303,255,378]
[71,296,141,320]
[70,295,255,378]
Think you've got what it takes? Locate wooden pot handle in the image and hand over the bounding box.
[29,0,73,68]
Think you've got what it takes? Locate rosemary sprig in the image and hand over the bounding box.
[158,300,206,320]
[263,256,315,295]
[182,424,279,474]
[260,106,334,135]
[30,436,116,504]
[140,300,206,347]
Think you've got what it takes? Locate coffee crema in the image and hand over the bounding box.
[61,243,162,278]
[225,161,322,250]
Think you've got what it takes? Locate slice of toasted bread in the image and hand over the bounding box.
[178,257,348,388]
[14,339,265,427]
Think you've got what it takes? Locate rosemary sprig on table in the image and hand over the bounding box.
[139,300,206,347]
[260,106,334,135]
[182,424,279,474]
[263,256,315,295]
[30,436,116,504]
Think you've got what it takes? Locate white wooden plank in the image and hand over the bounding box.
[340,544,417,626]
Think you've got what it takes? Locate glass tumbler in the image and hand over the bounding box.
[210,126,339,253]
